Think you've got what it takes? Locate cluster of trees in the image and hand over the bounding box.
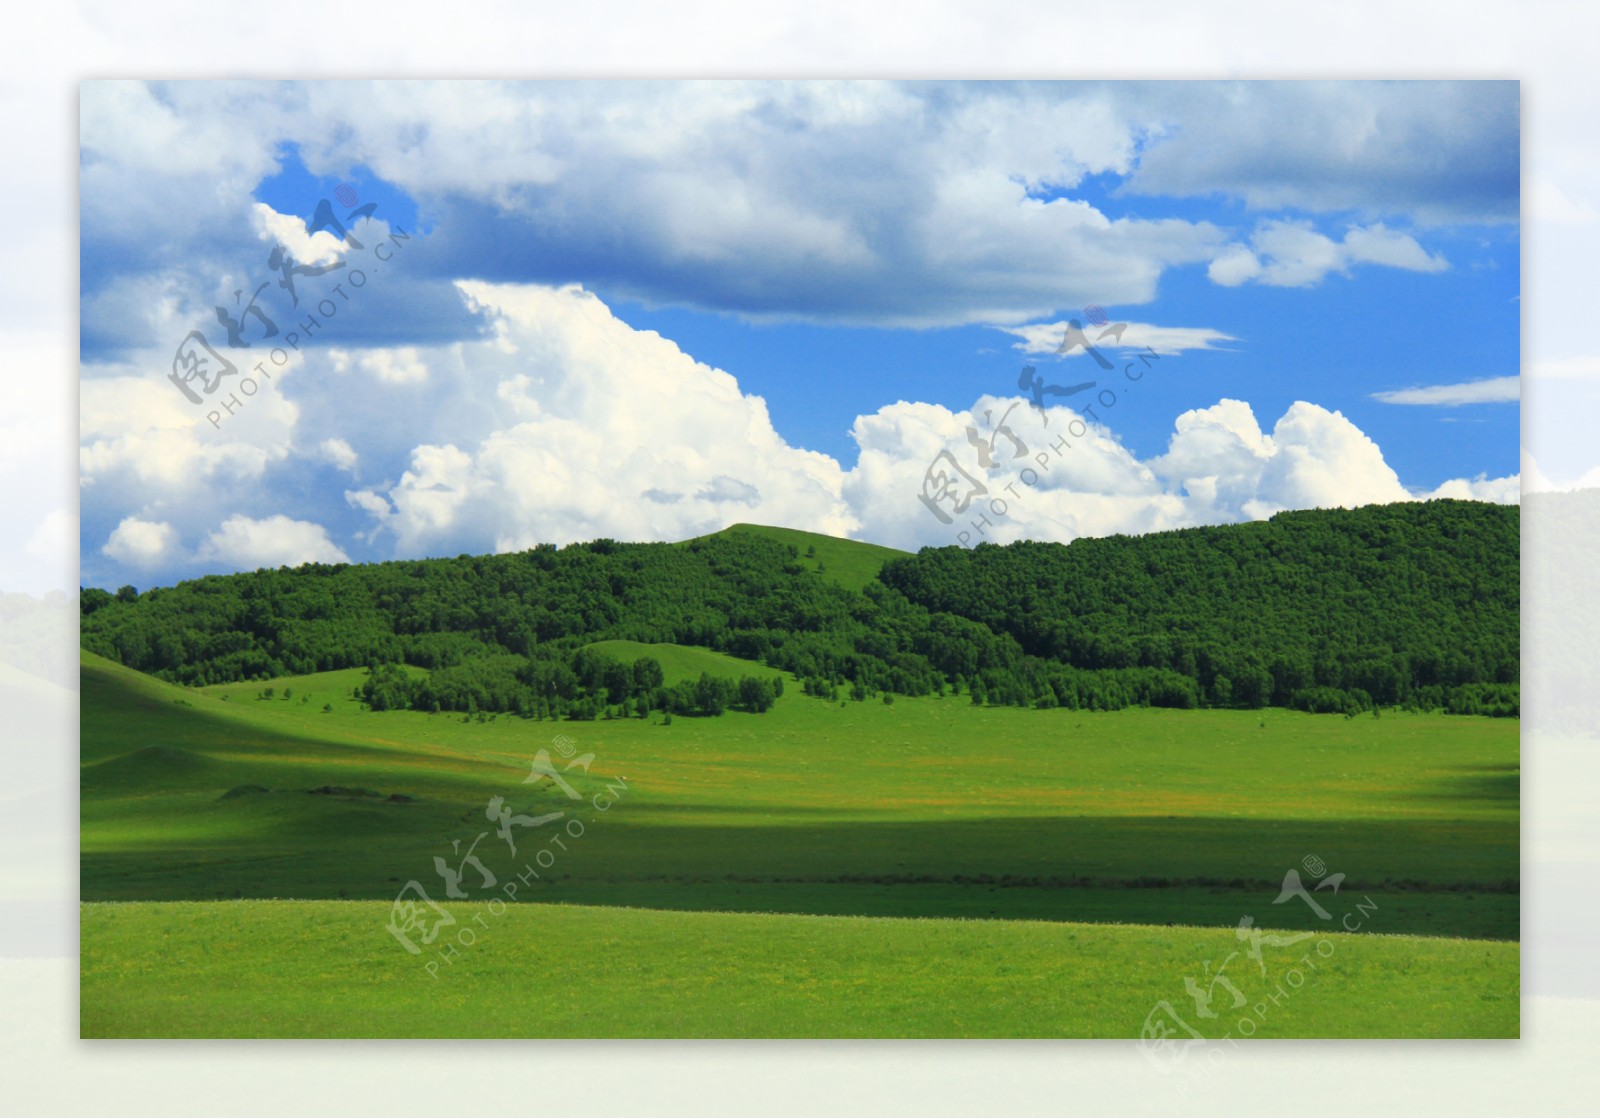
[80,499,1519,718]
[356,651,782,719]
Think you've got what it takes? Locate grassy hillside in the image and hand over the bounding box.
[691,522,910,592]
[81,900,1518,1039]
[79,501,1517,719]
[81,600,1520,1039]
[82,649,1518,939]
[581,640,778,687]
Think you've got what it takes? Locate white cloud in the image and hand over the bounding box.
[1125,81,1518,226]
[317,438,358,471]
[377,443,476,543]
[1137,398,1418,521]
[1341,224,1452,272]
[249,202,352,269]
[199,514,350,569]
[844,392,1516,551]
[79,374,298,490]
[1002,320,1237,358]
[102,517,178,566]
[1206,245,1263,287]
[79,81,284,258]
[1210,221,1448,289]
[1372,376,1520,405]
[1522,451,1559,493]
[85,279,1520,582]
[311,282,1521,558]
[1425,474,1522,503]
[1254,401,1411,511]
[81,81,1504,335]
[345,488,392,518]
[328,345,430,384]
[342,281,858,554]
[1516,450,1600,495]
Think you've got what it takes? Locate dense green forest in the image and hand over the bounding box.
[80,500,1518,719]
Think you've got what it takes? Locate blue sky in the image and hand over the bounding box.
[79,80,1521,590]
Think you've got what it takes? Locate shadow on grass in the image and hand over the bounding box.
[82,810,1520,940]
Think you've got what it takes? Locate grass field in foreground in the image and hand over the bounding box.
[79,900,1518,1039]
[80,640,1520,1037]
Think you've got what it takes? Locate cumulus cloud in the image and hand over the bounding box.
[1250,401,1412,513]
[1521,451,1559,493]
[1206,245,1264,287]
[1209,221,1448,288]
[102,517,179,566]
[342,281,858,554]
[328,345,430,384]
[1425,474,1523,503]
[1372,376,1520,405]
[845,393,1514,551]
[1517,451,1600,495]
[79,373,298,491]
[199,514,350,569]
[208,281,1512,564]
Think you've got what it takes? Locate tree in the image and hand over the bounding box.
[632,656,664,691]
[694,672,729,716]
[738,676,775,713]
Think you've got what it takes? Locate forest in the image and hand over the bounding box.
[79,499,1519,719]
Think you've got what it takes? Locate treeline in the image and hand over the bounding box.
[358,651,781,719]
[878,500,1519,716]
[80,499,1518,718]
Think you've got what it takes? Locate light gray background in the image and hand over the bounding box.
[3,2,1596,1114]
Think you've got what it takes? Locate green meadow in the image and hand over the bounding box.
[81,901,1516,1039]
[80,643,1518,1037]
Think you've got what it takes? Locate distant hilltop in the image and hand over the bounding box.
[81,499,1518,719]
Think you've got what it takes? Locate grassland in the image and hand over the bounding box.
[80,900,1517,1039]
[80,644,1519,1037]
[581,639,777,686]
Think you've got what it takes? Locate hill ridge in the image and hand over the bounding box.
[80,499,1517,719]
